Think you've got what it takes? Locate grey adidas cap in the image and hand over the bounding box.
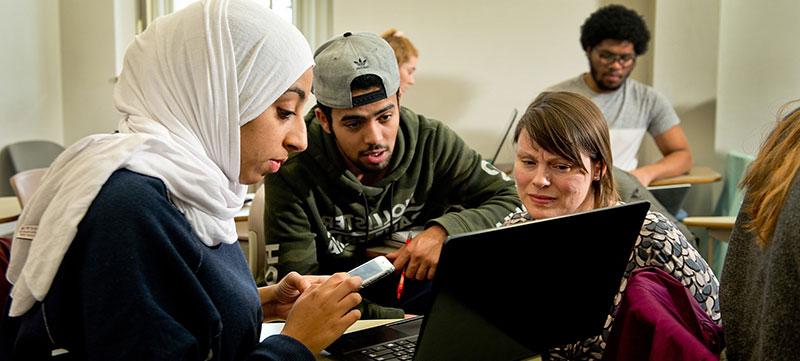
[313,32,400,108]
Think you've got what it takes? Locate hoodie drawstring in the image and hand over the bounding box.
[360,182,396,244]
[360,192,370,243]
[389,182,395,235]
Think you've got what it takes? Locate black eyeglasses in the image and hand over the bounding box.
[595,50,636,66]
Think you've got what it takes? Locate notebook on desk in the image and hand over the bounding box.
[326,201,650,361]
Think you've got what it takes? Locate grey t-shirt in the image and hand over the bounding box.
[548,75,680,171]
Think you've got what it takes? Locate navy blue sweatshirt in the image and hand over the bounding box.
[0,169,314,361]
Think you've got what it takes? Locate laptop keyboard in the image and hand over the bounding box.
[353,336,417,360]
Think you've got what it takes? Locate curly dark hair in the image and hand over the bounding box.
[580,5,650,55]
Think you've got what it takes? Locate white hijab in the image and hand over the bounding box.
[7,0,313,316]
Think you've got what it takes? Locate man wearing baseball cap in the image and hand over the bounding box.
[261,32,521,317]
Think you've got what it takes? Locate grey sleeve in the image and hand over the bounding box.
[646,90,680,136]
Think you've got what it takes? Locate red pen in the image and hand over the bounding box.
[396,235,412,300]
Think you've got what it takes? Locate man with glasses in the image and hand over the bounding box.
[549,5,692,186]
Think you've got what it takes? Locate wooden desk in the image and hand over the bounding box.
[650,166,722,186]
[365,245,400,258]
[683,216,736,230]
[235,196,253,241]
[235,205,250,237]
[683,216,736,241]
[0,196,21,223]
[683,216,736,267]
[235,202,251,223]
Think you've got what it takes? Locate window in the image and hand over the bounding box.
[172,0,293,23]
[267,0,293,24]
[171,0,196,12]
[138,1,295,34]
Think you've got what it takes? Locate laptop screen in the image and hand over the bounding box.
[414,201,649,359]
[647,183,691,216]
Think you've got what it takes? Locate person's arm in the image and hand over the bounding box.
[262,171,321,283]
[426,122,522,235]
[75,175,357,361]
[388,118,522,280]
[58,172,260,360]
[630,125,693,186]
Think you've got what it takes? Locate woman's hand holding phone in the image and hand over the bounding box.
[281,272,363,354]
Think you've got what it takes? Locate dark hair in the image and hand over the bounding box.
[580,5,650,55]
[317,102,333,125]
[514,91,618,208]
[316,74,396,119]
[350,74,384,93]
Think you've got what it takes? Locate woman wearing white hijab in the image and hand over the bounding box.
[1,0,361,359]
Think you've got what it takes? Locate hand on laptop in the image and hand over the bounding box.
[387,224,447,281]
[281,272,363,354]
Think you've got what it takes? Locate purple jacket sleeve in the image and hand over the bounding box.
[603,267,724,361]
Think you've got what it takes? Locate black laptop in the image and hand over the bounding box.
[647,183,691,216]
[327,201,650,361]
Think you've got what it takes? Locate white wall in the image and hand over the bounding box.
[649,0,720,215]
[331,0,602,164]
[0,0,63,195]
[716,0,800,157]
[60,0,122,145]
[0,0,63,145]
[0,0,64,146]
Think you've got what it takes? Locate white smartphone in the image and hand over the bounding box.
[347,256,395,289]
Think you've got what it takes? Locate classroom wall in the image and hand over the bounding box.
[648,0,721,215]
[60,0,121,145]
[0,0,63,195]
[3,1,798,203]
[716,0,800,157]
[330,0,604,165]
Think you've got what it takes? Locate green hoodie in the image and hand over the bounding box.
[262,106,521,315]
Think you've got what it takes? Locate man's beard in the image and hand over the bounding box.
[354,145,391,174]
[590,63,628,91]
[329,126,391,174]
